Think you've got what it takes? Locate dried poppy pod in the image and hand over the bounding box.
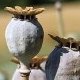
[5,6,44,79]
[46,34,80,80]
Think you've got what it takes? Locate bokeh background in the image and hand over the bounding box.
[0,0,80,79]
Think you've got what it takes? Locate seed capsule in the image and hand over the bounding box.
[5,6,44,74]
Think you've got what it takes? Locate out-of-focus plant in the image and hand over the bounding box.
[0,0,80,9]
[0,71,8,80]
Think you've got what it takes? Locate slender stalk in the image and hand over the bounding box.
[19,61,30,80]
[55,1,65,37]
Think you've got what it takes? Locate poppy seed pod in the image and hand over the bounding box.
[5,6,44,74]
[45,35,80,80]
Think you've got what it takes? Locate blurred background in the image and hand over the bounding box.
[0,0,80,79]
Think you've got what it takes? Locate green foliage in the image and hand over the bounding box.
[0,0,80,9]
[63,0,77,2]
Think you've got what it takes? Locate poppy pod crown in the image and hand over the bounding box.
[5,6,45,19]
